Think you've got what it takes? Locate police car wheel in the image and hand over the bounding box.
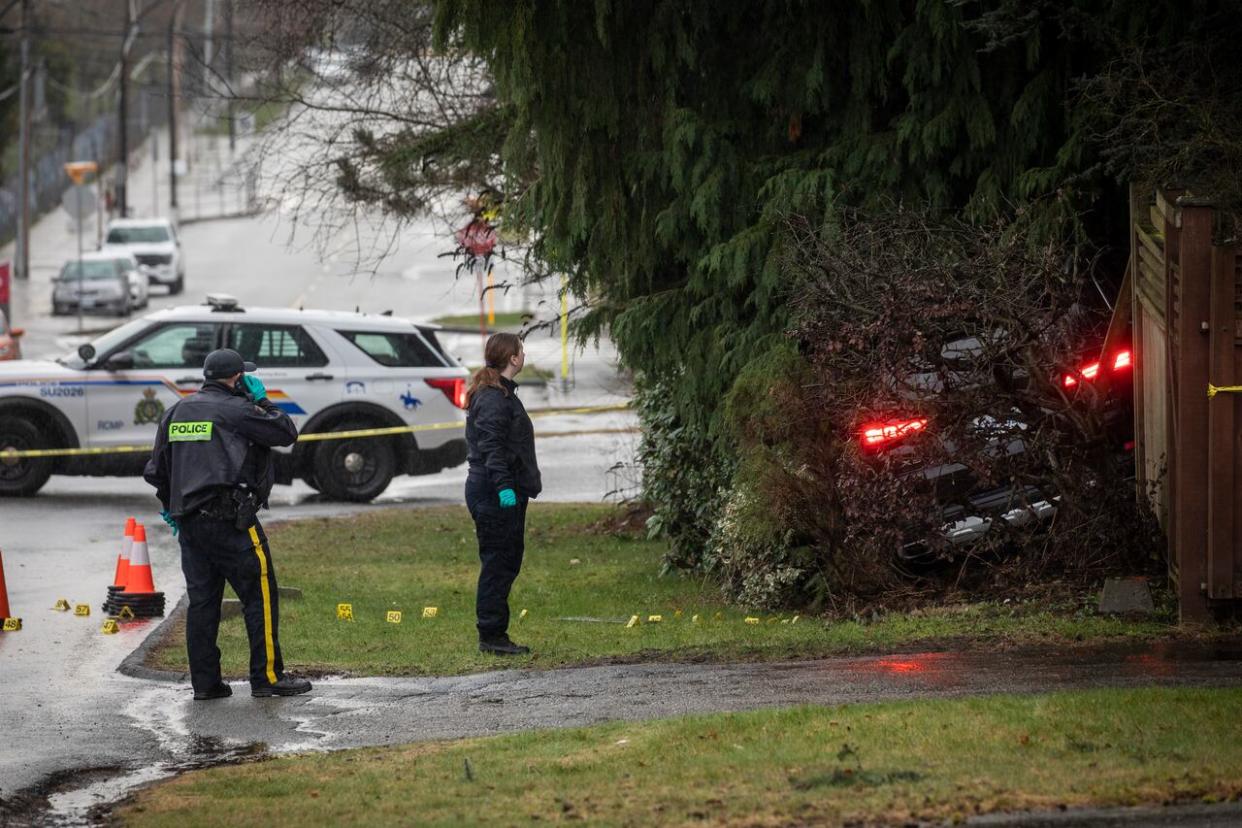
[0,416,54,497]
[312,421,396,502]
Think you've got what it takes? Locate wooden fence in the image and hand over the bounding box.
[1129,187,1242,621]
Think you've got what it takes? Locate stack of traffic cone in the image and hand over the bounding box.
[102,517,135,611]
[104,523,165,618]
[0,547,20,631]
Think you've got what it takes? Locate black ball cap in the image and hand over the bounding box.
[203,348,257,379]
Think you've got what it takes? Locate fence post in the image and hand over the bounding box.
[1172,202,1214,622]
[1207,243,1239,601]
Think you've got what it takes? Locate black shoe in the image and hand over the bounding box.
[193,682,233,701]
[479,637,531,656]
[251,676,313,697]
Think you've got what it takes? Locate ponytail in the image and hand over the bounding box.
[465,332,523,407]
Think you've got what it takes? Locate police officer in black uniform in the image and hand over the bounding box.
[465,332,542,655]
[144,348,312,700]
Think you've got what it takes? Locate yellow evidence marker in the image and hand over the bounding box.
[74,604,91,617]
[53,598,71,612]
[421,607,438,619]
[1,617,21,632]
[386,611,402,624]
[117,605,135,620]
[647,614,663,623]
[336,603,355,621]
[744,617,760,625]
[101,619,120,635]
[626,614,640,628]
[518,608,528,621]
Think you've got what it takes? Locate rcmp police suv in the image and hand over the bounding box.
[0,295,468,500]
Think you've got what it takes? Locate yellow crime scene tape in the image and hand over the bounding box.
[1207,383,1242,398]
[0,402,633,460]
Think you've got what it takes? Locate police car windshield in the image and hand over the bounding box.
[60,260,119,280]
[106,226,170,244]
[57,318,150,368]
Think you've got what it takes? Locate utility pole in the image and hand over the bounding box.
[168,0,184,213]
[15,0,30,282]
[117,0,132,217]
[224,0,234,153]
[203,0,214,81]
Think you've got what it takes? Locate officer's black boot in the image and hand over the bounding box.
[193,682,233,701]
[252,676,312,697]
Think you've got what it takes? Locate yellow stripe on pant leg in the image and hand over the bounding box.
[248,525,278,685]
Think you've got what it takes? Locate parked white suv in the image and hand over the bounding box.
[101,218,185,294]
[0,296,468,500]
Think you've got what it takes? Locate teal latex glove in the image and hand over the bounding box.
[498,488,517,508]
[241,374,267,402]
[160,509,179,537]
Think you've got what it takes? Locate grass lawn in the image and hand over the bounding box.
[118,686,1242,826]
[149,505,1176,679]
[432,310,531,329]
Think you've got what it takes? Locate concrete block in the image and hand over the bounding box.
[1099,577,1155,615]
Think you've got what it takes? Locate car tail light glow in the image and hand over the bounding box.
[1063,349,1132,388]
[426,377,467,409]
[861,418,928,451]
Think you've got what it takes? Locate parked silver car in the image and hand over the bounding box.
[51,252,135,317]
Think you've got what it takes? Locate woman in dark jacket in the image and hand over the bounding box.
[464,332,542,655]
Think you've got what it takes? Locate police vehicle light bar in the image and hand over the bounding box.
[205,294,243,312]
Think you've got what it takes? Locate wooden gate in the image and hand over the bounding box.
[1129,187,1242,621]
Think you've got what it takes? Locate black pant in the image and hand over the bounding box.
[465,475,528,641]
[179,514,284,692]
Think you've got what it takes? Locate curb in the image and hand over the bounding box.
[117,593,188,684]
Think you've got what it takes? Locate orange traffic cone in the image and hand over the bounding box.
[0,548,20,631]
[105,523,165,618]
[111,517,136,589]
[124,523,156,593]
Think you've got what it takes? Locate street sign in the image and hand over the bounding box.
[63,160,98,185]
[61,184,97,223]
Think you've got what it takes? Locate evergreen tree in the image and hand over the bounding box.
[338,1,1227,572]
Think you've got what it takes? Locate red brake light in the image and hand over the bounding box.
[426,377,467,409]
[1064,350,1132,388]
[861,418,927,451]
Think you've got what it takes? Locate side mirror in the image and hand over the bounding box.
[78,343,97,362]
[104,350,134,370]
[9,327,23,338]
